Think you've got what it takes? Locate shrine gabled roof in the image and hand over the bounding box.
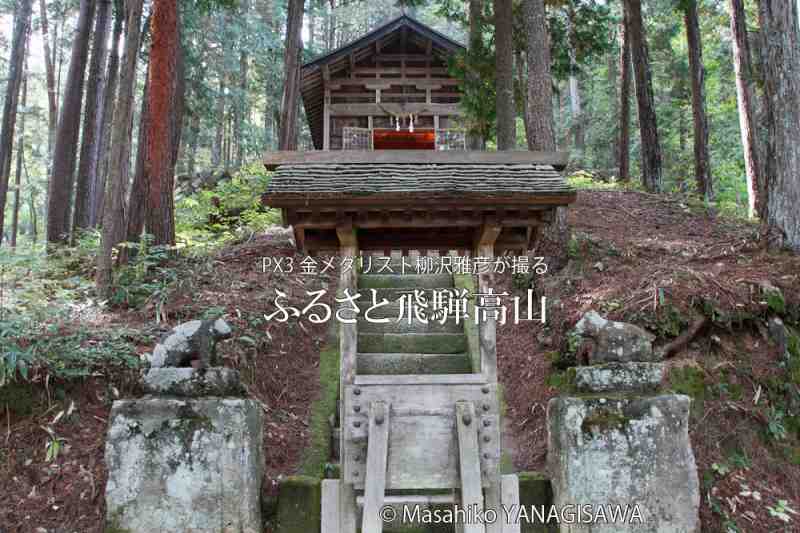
[301,15,465,149]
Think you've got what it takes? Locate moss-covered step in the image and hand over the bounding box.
[358,273,454,289]
[358,333,468,354]
[275,475,321,533]
[358,316,463,334]
[357,288,456,304]
[357,352,472,374]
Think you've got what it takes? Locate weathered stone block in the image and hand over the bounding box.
[574,362,664,393]
[547,394,700,533]
[105,398,263,533]
[572,311,658,364]
[143,367,244,397]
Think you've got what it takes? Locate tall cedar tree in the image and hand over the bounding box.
[494,0,515,150]
[566,3,583,152]
[47,0,96,244]
[623,0,662,192]
[145,0,183,246]
[467,0,485,149]
[73,0,112,231]
[682,0,713,200]
[523,0,555,152]
[92,0,125,226]
[39,0,57,161]
[618,11,631,181]
[96,0,144,295]
[761,0,800,251]
[12,60,29,247]
[523,0,568,266]
[729,0,760,218]
[278,0,305,150]
[0,0,32,246]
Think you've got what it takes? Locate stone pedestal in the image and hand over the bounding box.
[105,369,263,533]
[547,395,699,533]
[546,311,700,533]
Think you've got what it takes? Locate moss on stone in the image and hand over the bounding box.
[454,273,481,373]
[580,408,630,435]
[668,366,707,419]
[299,344,340,478]
[518,472,557,532]
[545,367,576,393]
[276,475,321,533]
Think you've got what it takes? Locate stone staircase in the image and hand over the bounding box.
[356,265,472,376]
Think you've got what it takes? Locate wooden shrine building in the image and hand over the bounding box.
[300,14,467,151]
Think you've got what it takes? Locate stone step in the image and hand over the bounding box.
[357,316,463,334]
[358,273,454,289]
[357,352,472,374]
[356,287,462,304]
[357,332,468,354]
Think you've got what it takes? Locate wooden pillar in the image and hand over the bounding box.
[323,65,331,151]
[336,222,359,532]
[474,223,502,383]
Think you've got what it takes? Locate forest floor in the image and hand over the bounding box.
[1,187,800,532]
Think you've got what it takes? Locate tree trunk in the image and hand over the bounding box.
[760,0,800,251]
[96,0,144,296]
[0,0,32,247]
[608,28,619,171]
[466,0,485,149]
[213,74,226,167]
[144,0,182,247]
[516,50,530,146]
[566,4,583,153]
[523,0,555,152]
[47,0,96,245]
[11,66,29,249]
[494,0,515,150]
[729,0,761,218]
[683,0,713,201]
[623,0,662,192]
[74,0,112,233]
[523,0,567,266]
[278,0,305,150]
[123,69,150,256]
[39,0,58,164]
[92,0,124,227]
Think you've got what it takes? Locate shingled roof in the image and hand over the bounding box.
[263,163,576,206]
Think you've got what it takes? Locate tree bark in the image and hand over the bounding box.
[74,0,112,232]
[96,0,143,295]
[760,0,800,251]
[729,0,761,218]
[47,0,96,245]
[123,69,149,255]
[618,31,634,176]
[466,0,485,149]
[39,0,58,164]
[523,0,555,152]
[0,0,32,247]
[144,0,183,247]
[213,74,226,166]
[92,0,124,227]
[494,0,516,150]
[623,0,662,192]
[566,4,583,153]
[278,0,305,150]
[607,28,619,171]
[683,0,713,201]
[11,64,29,249]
